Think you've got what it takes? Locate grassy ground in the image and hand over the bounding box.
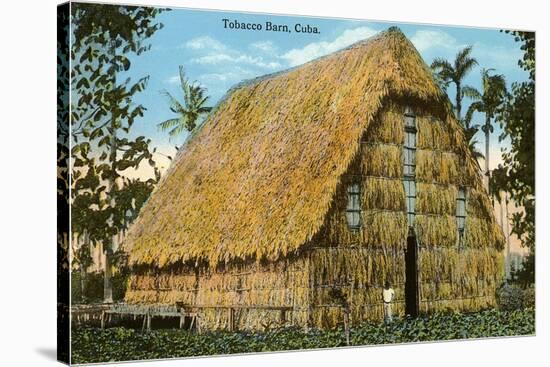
[71,308,534,364]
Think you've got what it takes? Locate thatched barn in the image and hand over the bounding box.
[122,27,505,331]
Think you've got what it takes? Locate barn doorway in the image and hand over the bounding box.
[404,230,419,317]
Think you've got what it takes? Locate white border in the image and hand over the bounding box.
[1,0,547,366]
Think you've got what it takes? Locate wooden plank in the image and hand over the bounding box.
[176,302,292,311]
[189,315,195,331]
[141,314,147,332]
[228,308,235,331]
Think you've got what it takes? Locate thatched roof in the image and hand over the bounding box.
[124,27,485,267]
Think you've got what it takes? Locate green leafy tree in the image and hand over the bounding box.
[70,3,165,302]
[431,46,478,121]
[493,31,535,285]
[71,161,105,301]
[464,69,507,187]
[431,46,483,159]
[57,5,71,303]
[157,66,212,140]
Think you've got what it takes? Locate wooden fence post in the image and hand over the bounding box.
[344,309,350,346]
[228,308,235,331]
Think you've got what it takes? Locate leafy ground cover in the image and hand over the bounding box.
[72,308,534,364]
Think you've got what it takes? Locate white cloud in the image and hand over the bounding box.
[192,54,233,64]
[282,26,379,67]
[184,36,227,51]
[184,36,282,70]
[199,69,253,84]
[410,30,460,52]
[192,53,282,69]
[250,41,277,54]
[165,75,181,85]
[199,73,231,83]
[472,43,523,70]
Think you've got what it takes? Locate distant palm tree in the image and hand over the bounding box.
[431,46,483,161]
[464,68,507,188]
[430,65,451,93]
[463,124,485,161]
[158,66,212,139]
[431,46,478,121]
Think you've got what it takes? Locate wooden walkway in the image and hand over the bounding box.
[71,303,294,332]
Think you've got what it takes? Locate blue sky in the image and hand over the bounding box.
[119,8,529,176]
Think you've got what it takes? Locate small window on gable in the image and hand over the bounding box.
[456,187,467,247]
[346,182,361,230]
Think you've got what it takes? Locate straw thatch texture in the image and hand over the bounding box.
[411,107,504,313]
[122,28,505,329]
[418,247,503,313]
[126,257,310,330]
[307,100,504,326]
[309,247,406,327]
[123,27,447,268]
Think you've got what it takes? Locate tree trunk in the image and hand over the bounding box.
[484,115,491,191]
[499,192,504,230]
[104,38,116,305]
[80,231,89,303]
[499,192,509,280]
[456,83,462,122]
[505,193,512,280]
[103,249,113,303]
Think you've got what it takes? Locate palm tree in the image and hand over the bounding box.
[490,166,512,280]
[431,46,483,161]
[431,46,478,121]
[464,69,507,188]
[463,124,485,161]
[158,66,212,140]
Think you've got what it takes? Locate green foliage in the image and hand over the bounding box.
[465,68,507,188]
[464,69,507,138]
[496,284,522,310]
[69,3,164,278]
[510,251,535,287]
[431,45,478,121]
[157,65,213,140]
[430,46,484,160]
[71,271,128,303]
[523,286,535,309]
[492,31,535,252]
[71,309,534,364]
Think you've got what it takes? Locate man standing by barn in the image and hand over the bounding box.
[383,280,395,324]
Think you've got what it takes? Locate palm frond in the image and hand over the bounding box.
[455,46,478,78]
[455,45,474,66]
[430,58,453,81]
[160,90,185,114]
[158,65,213,138]
[464,101,484,126]
[157,118,180,132]
[197,106,212,114]
[169,123,188,138]
[178,65,189,95]
[461,85,482,100]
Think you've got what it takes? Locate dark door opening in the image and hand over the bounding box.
[405,230,419,317]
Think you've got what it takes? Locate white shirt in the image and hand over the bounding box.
[383,288,395,303]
